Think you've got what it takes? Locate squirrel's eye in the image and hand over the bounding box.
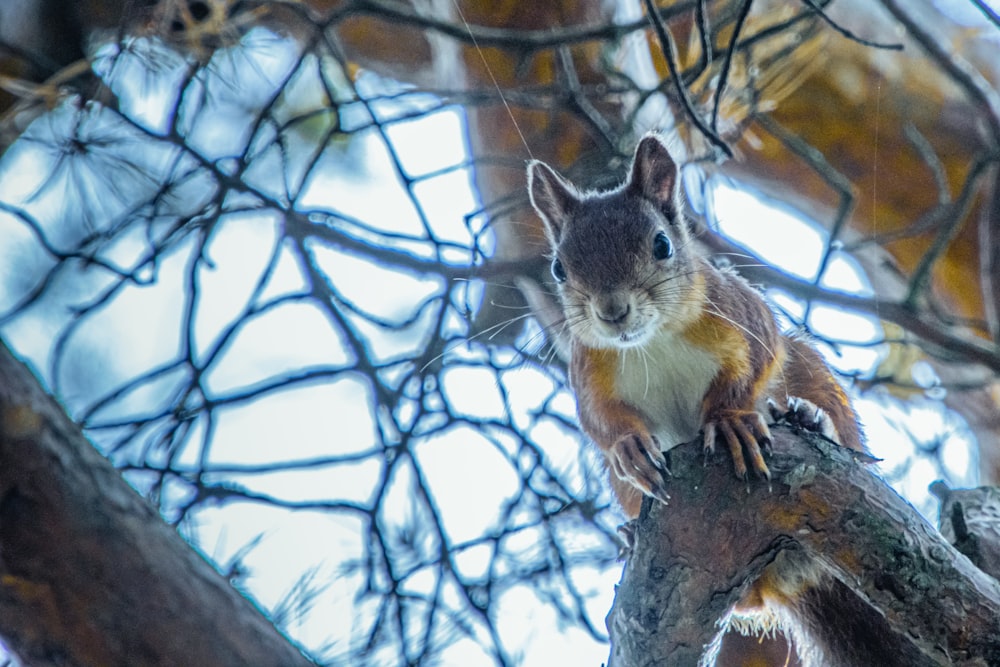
[551,258,567,283]
[652,231,673,260]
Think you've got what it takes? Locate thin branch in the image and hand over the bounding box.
[978,165,1000,341]
[642,0,733,157]
[970,0,1000,30]
[711,0,754,134]
[799,0,904,50]
[880,0,1000,146]
[694,0,713,75]
[556,46,616,153]
[906,154,997,307]
[753,114,856,322]
[700,230,1000,373]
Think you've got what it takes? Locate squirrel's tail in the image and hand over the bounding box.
[716,552,928,667]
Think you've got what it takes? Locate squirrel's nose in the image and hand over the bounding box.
[596,301,630,325]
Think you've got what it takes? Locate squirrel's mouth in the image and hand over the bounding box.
[587,312,658,348]
[613,327,655,347]
[583,308,659,348]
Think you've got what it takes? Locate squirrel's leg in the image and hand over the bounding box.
[574,347,671,510]
[694,313,780,480]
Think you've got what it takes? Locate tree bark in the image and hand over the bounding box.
[607,426,1000,667]
[0,341,314,667]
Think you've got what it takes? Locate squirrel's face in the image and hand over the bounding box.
[547,194,701,349]
[527,135,703,350]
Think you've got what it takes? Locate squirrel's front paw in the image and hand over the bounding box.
[703,410,772,480]
[608,431,670,505]
[768,396,841,445]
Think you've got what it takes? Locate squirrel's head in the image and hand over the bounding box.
[526,134,702,349]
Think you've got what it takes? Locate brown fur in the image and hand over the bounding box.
[527,134,871,667]
[527,135,863,510]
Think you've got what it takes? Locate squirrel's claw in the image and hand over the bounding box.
[648,480,671,505]
[609,432,671,505]
[703,410,772,481]
[617,520,637,547]
[616,520,637,560]
[766,396,783,423]
[769,395,841,444]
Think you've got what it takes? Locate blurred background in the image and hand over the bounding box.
[0,0,998,664]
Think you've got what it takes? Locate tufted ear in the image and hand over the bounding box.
[527,160,581,245]
[625,134,681,218]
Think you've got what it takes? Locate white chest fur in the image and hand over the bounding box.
[613,328,720,449]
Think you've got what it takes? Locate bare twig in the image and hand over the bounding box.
[642,0,733,157]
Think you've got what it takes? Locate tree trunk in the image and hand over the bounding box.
[0,341,313,667]
[607,427,1000,666]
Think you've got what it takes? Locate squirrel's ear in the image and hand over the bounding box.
[626,134,680,215]
[527,160,579,243]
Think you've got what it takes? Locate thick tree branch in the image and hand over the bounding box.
[607,426,1000,666]
[0,341,314,667]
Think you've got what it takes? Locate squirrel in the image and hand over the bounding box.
[525,134,914,667]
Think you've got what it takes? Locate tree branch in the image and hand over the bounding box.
[607,426,1000,666]
[699,230,1000,373]
[0,341,314,667]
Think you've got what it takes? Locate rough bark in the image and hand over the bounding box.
[0,341,314,667]
[607,426,1000,667]
[932,481,1000,583]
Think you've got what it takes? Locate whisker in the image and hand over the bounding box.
[419,311,536,372]
[637,341,653,400]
